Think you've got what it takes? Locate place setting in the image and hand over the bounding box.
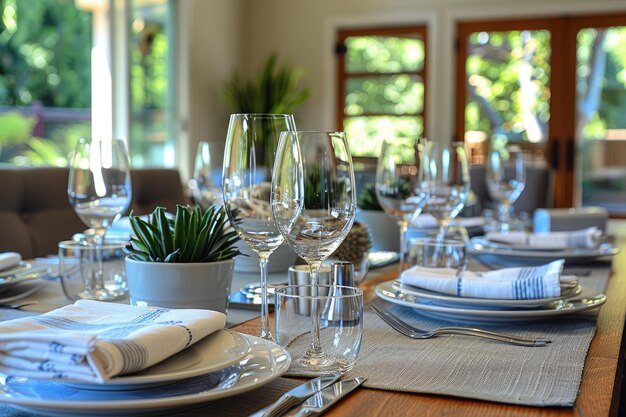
[0,252,51,308]
[0,300,291,416]
[373,234,607,323]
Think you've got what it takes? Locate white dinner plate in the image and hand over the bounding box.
[391,280,583,310]
[469,237,619,264]
[376,281,606,324]
[63,330,252,390]
[0,333,290,416]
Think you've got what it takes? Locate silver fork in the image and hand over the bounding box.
[371,301,551,347]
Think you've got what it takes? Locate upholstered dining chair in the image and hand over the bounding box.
[0,166,188,258]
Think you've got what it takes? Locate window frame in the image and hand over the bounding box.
[336,25,428,166]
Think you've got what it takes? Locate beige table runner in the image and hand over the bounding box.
[341,267,609,406]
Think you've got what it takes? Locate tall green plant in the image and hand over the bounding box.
[223,53,311,114]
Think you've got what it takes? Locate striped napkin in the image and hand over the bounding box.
[486,227,602,249]
[0,300,225,383]
[400,259,572,299]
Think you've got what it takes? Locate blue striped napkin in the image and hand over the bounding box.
[0,300,225,383]
[400,259,571,299]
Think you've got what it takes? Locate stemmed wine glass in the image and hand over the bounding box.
[422,141,471,241]
[191,141,223,209]
[486,144,526,231]
[67,137,132,301]
[375,138,428,271]
[271,131,356,374]
[222,113,296,340]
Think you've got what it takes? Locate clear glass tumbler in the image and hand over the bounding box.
[274,285,363,376]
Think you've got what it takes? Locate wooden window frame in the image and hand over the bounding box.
[336,26,428,167]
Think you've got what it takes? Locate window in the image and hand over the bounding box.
[0,0,176,167]
[336,26,427,160]
[0,0,92,166]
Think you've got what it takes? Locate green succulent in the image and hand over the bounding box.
[124,205,241,263]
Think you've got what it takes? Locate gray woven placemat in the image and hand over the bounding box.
[342,267,610,407]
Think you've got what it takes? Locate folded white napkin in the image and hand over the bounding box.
[400,259,569,299]
[0,300,225,383]
[0,252,22,271]
[486,227,602,249]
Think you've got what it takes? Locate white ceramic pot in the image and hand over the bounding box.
[125,258,234,313]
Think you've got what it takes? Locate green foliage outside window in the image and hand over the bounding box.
[342,34,425,158]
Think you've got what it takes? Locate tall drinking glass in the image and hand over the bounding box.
[271,131,356,375]
[375,138,428,271]
[422,141,471,240]
[67,138,132,301]
[222,113,296,340]
[486,144,526,231]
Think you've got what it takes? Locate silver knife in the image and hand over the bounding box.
[284,377,367,417]
[249,373,341,417]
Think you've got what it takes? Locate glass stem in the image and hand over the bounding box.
[499,202,512,223]
[308,260,323,356]
[398,220,408,273]
[93,229,105,291]
[258,255,273,340]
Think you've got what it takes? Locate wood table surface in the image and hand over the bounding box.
[232,237,626,417]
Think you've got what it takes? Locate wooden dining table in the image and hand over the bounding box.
[232,224,626,417]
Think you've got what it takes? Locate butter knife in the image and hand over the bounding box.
[249,373,341,417]
[284,377,367,417]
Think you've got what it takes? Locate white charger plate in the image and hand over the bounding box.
[0,333,290,416]
[63,330,251,390]
[469,237,619,263]
[391,280,583,310]
[376,281,606,324]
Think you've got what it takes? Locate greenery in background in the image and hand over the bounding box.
[129,1,170,167]
[0,0,91,165]
[223,53,311,114]
[357,183,383,211]
[125,205,241,263]
[343,35,425,157]
[223,53,311,166]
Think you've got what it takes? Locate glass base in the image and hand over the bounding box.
[288,351,354,376]
[76,288,127,302]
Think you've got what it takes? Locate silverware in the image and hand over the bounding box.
[371,301,551,347]
[0,300,38,309]
[283,377,366,417]
[249,373,341,417]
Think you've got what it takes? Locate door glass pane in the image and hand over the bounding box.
[346,75,424,115]
[464,30,551,162]
[577,26,626,214]
[129,0,174,167]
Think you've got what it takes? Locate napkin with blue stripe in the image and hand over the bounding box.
[0,300,225,383]
[486,227,602,249]
[400,259,576,300]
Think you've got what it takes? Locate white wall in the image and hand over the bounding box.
[180,0,626,177]
[177,0,242,179]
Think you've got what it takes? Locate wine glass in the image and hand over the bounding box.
[271,131,356,375]
[375,138,428,271]
[222,113,296,340]
[67,137,132,301]
[191,141,222,208]
[422,141,471,241]
[486,144,526,231]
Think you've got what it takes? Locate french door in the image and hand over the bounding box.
[456,14,626,213]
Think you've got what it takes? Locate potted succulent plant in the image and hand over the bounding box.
[124,205,241,313]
